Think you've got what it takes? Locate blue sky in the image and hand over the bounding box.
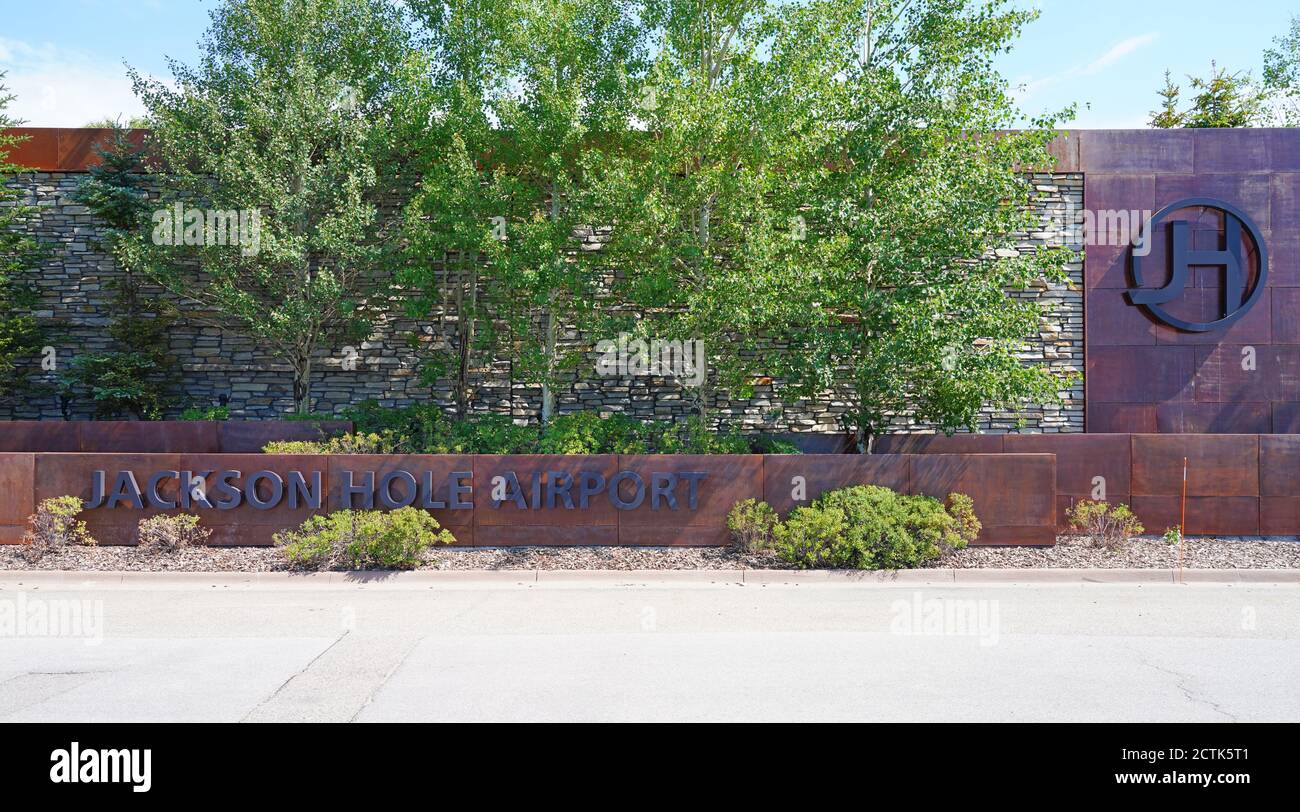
[0,0,1293,128]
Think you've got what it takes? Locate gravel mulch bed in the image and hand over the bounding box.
[935,535,1300,570]
[0,536,1297,572]
[0,545,290,572]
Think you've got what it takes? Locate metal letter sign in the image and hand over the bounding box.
[1126,197,1268,332]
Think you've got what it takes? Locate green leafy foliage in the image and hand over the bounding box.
[22,496,95,563]
[1150,61,1267,128]
[1149,70,1186,128]
[0,71,46,397]
[59,126,177,419]
[57,352,170,420]
[277,401,797,454]
[742,485,977,570]
[726,498,779,553]
[274,507,456,570]
[945,493,982,551]
[179,405,231,420]
[264,431,400,455]
[591,0,1076,448]
[399,0,648,422]
[83,116,152,129]
[1265,16,1300,126]
[1066,500,1144,551]
[131,0,413,413]
[773,504,851,569]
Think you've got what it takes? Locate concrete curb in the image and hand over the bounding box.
[952,568,1180,584]
[2,568,1299,589]
[743,569,956,585]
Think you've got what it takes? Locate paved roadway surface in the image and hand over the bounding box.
[1,573,1297,722]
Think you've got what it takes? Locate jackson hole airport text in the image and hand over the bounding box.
[85,468,709,511]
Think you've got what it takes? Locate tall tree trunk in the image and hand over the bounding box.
[292,354,313,415]
[542,296,557,423]
[854,422,876,455]
[453,252,477,419]
[541,180,561,424]
[694,197,714,422]
[454,282,468,418]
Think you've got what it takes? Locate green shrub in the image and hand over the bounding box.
[179,405,231,421]
[1067,500,1144,551]
[263,403,797,456]
[773,504,851,568]
[261,439,324,454]
[1163,525,1183,545]
[815,485,931,569]
[22,496,94,562]
[946,493,982,547]
[469,414,541,454]
[539,412,604,454]
[343,399,445,450]
[726,498,779,553]
[535,412,661,455]
[656,416,751,454]
[274,507,456,570]
[746,485,977,570]
[750,435,801,454]
[137,514,210,553]
[56,352,168,420]
[595,413,655,454]
[263,431,400,455]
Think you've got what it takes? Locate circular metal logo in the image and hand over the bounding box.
[1126,197,1268,333]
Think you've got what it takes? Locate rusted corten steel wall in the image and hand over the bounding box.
[0,451,1057,547]
[4,127,148,171]
[1076,129,1300,433]
[875,433,1298,536]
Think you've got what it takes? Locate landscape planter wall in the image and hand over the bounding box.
[0,452,1058,548]
[874,433,1298,536]
[0,420,353,454]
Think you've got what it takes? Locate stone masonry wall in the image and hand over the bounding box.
[0,171,1084,433]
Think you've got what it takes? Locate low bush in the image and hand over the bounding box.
[736,485,978,570]
[267,400,803,456]
[750,435,801,455]
[274,507,456,570]
[539,412,622,455]
[263,431,400,455]
[773,504,851,568]
[726,499,780,553]
[22,496,94,562]
[1067,500,1144,551]
[946,493,982,549]
[137,514,211,553]
[179,405,230,420]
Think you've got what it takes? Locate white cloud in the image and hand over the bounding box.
[1015,32,1160,102]
[0,36,149,127]
[1082,33,1160,76]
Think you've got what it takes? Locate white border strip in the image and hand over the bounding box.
[1,568,1298,589]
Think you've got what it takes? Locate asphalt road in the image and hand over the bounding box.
[2,574,1297,722]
